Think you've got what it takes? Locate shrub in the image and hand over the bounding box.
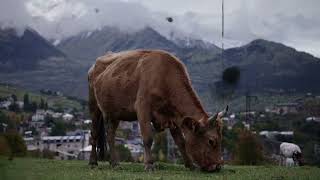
[152,131,167,162]
[235,130,264,165]
[116,144,133,162]
[27,149,41,158]
[0,135,11,156]
[4,132,27,157]
[42,149,55,159]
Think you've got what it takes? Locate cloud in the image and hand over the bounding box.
[25,0,160,39]
[0,0,320,57]
[0,0,32,35]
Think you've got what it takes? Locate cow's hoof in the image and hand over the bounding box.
[144,163,155,172]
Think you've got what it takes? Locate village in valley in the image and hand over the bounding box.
[1,83,319,166]
[0,84,146,161]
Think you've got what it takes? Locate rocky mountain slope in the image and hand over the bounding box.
[0,28,65,72]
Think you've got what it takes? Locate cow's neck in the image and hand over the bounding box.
[171,88,209,126]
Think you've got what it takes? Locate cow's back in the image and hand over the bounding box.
[92,50,154,114]
[280,142,301,157]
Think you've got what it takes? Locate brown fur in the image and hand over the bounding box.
[88,50,223,171]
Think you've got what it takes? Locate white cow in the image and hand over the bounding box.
[279,142,303,166]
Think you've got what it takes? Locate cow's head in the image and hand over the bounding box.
[181,106,228,172]
[292,151,304,166]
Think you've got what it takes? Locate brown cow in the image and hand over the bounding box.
[88,50,227,172]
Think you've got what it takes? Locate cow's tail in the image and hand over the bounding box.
[88,78,106,160]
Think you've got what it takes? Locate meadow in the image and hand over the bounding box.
[0,158,319,180]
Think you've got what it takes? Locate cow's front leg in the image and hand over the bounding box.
[106,114,120,168]
[170,127,195,170]
[136,101,154,171]
[279,155,284,166]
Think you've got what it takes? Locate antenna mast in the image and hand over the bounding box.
[221,0,224,67]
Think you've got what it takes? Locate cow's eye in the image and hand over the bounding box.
[209,139,215,147]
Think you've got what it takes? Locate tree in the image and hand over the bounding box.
[11,94,17,102]
[0,111,17,132]
[152,131,168,162]
[30,101,38,113]
[3,132,27,157]
[39,98,45,109]
[44,102,48,110]
[0,135,10,156]
[50,120,66,136]
[235,130,264,165]
[303,99,320,116]
[222,125,239,159]
[23,93,30,111]
[8,103,20,112]
[116,144,133,162]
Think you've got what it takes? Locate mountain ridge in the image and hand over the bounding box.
[0,26,320,111]
[0,27,65,71]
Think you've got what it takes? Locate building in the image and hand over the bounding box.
[23,132,90,160]
[30,120,45,129]
[16,101,24,109]
[31,113,45,122]
[126,138,143,157]
[23,137,38,151]
[52,112,63,119]
[259,131,294,139]
[306,117,320,123]
[40,135,86,160]
[62,113,74,121]
[0,100,11,109]
[78,145,92,160]
[275,103,299,115]
[83,119,92,124]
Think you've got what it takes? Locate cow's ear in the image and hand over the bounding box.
[182,117,205,134]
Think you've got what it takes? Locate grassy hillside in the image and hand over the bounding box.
[0,158,319,180]
[0,84,83,111]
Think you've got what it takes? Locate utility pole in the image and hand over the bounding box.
[245,91,258,126]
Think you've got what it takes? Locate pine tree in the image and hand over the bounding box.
[23,94,30,112]
[44,102,48,110]
[40,98,45,109]
[30,102,38,113]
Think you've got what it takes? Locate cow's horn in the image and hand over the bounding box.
[218,105,229,117]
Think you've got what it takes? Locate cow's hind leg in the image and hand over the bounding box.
[136,101,154,171]
[105,114,120,168]
[170,127,195,170]
[88,87,100,167]
[89,114,98,166]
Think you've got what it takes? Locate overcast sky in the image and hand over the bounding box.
[1,0,320,57]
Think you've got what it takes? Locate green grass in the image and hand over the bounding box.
[0,158,319,180]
